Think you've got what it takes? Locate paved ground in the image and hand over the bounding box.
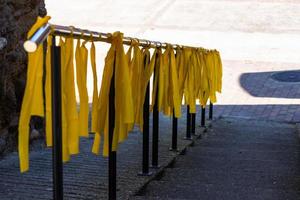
[133,118,300,200]
[2,113,299,199]
[213,60,300,123]
[45,0,300,123]
[0,112,200,199]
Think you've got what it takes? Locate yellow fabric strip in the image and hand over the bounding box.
[90,41,99,134]
[157,49,164,112]
[45,36,52,147]
[60,36,79,159]
[183,48,192,107]
[207,51,217,103]
[183,48,196,113]
[18,44,44,172]
[75,39,89,137]
[113,33,134,150]
[91,40,114,155]
[65,37,80,154]
[215,50,223,93]
[169,47,181,118]
[161,47,170,116]
[136,47,156,132]
[175,48,186,104]
[198,49,210,107]
[130,42,143,130]
[59,38,70,162]
[19,16,50,172]
[150,48,162,112]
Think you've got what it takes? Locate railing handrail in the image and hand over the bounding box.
[24,23,208,52]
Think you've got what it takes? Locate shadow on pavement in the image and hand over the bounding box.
[239,70,300,99]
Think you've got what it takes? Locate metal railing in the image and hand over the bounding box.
[24,23,204,52]
[24,23,214,200]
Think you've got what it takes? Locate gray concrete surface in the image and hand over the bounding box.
[133,117,300,200]
[0,111,202,199]
[45,0,300,122]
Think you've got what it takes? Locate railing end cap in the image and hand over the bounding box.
[24,40,37,52]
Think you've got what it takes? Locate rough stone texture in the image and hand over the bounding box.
[0,0,46,156]
[0,37,7,50]
[134,118,300,200]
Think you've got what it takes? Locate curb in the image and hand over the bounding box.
[128,125,210,199]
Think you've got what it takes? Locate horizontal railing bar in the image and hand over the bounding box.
[24,23,207,52]
[24,23,52,52]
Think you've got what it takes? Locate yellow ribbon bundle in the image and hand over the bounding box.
[182,48,223,112]
[18,16,222,172]
[92,32,134,156]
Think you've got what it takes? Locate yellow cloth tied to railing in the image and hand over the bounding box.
[75,39,89,137]
[45,35,52,147]
[18,16,50,172]
[126,40,143,132]
[19,17,223,172]
[196,49,210,107]
[150,46,181,118]
[215,50,223,94]
[150,48,163,112]
[175,47,187,104]
[184,48,197,113]
[92,32,134,156]
[206,50,217,103]
[180,48,223,112]
[90,41,99,135]
[59,36,80,160]
[168,46,181,118]
[204,50,223,104]
[137,47,156,132]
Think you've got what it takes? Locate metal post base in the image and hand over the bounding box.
[138,171,153,176]
[169,147,180,152]
[183,136,193,140]
[150,165,161,169]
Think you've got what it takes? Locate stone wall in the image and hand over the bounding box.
[0,0,46,156]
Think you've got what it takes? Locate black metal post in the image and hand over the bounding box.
[139,55,152,176]
[191,113,196,135]
[170,111,178,151]
[184,106,192,140]
[209,101,213,120]
[152,52,160,168]
[170,50,178,151]
[108,52,117,200]
[51,36,63,200]
[42,40,47,113]
[201,107,206,127]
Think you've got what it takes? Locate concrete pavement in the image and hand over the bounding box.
[45,0,300,122]
[0,112,196,199]
[133,118,300,200]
